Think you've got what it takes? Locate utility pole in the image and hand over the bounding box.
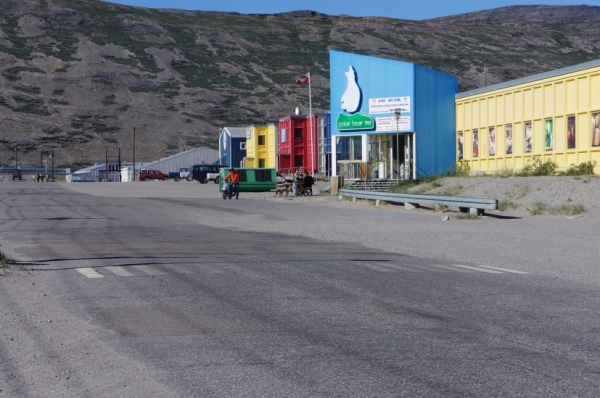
[132,127,136,182]
[393,108,402,181]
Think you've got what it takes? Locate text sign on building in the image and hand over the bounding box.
[369,97,411,114]
[337,113,374,131]
[375,116,411,132]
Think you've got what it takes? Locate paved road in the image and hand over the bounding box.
[1,182,599,397]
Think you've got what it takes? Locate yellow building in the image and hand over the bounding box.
[456,59,600,174]
[243,124,278,169]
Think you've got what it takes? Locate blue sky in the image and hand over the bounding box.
[103,0,597,20]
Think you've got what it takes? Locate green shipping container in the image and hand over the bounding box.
[219,168,277,192]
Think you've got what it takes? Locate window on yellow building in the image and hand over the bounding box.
[258,135,265,145]
[258,159,265,168]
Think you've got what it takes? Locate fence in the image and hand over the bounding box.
[338,189,498,215]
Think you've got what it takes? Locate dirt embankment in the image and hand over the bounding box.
[405,175,600,217]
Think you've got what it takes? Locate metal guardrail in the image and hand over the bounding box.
[339,189,498,213]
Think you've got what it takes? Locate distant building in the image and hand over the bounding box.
[143,147,218,174]
[330,50,458,180]
[456,58,600,174]
[219,127,247,167]
[278,113,331,175]
[243,124,277,169]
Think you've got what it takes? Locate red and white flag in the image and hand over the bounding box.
[295,72,310,85]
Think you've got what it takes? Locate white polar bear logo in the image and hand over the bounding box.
[341,66,361,114]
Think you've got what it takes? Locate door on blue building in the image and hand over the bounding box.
[368,134,413,180]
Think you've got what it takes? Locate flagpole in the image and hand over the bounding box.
[308,72,314,178]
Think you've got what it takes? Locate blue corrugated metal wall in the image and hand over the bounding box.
[414,65,458,178]
[330,51,415,136]
[231,137,246,168]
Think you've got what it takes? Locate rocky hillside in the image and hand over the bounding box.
[1,0,600,168]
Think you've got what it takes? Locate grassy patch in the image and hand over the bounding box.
[561,161,597,176]
[494,167,515,178]
[498,200,518,211]
[439,185,463,196]
[455,213,479,220]
[529,202,584,216]
[549,204,585,216]
[0,250,13,268]
[15,85,41,95]
[530,201,548,215]
[1,66,46,81]
[387,180,418,193]
[449,160,471,176]
[101,95,117,105]
[518,157,558,176]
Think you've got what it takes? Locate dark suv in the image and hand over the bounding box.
[12,170,22,180]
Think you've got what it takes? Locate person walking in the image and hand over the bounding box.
[223,168,240,199]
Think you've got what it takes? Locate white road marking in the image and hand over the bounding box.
[448,264,503,274]
[427,263,471,272]
[105,266,134,277]
[132,265,165,276]
[76,268,104,278]
[379,263,423,272]
[478,265,529,274]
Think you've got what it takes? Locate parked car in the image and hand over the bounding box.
[190,164,225,184]
[168,168,191,182]
[276,172,294,185]
[138,169,168,181]
[12,169,22,180]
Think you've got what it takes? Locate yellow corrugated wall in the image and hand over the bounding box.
[456,64,600,174]
[243,124,277,169]
[244,126,256,168]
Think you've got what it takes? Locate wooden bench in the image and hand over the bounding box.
[274,183,293,197]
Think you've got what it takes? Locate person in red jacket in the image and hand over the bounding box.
[223,168,240,199]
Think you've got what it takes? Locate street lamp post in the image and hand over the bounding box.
[392,108,402,181]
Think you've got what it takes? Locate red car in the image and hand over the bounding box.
[138,169,168,181]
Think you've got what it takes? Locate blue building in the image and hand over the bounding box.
[219,127,247,168]
[330,51,457,180]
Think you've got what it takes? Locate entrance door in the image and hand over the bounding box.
[388,133,414,181]
[368,135,391,180]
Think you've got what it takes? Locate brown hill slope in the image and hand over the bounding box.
[1,0,600,168]
[428,5,600,25]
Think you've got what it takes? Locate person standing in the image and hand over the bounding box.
[223,168,240,199]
